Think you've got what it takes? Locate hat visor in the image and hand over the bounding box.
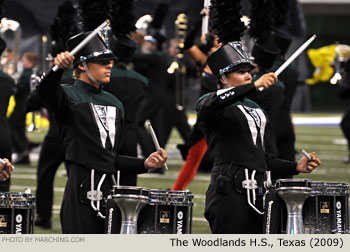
[225,62,255,75]
[75,51,116,67]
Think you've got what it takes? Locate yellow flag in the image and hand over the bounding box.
[306,44,336,85]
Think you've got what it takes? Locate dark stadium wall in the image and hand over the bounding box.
[3,0,203,53]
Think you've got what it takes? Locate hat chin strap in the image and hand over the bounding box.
[82,60,102,85]
[221,74,231,89]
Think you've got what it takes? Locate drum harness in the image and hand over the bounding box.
[86,170,119,219]
[241,169,273,216]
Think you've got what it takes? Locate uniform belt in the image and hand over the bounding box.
[210,165,266,196]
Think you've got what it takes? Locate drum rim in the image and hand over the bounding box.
[0,192,36,207]
[112,185,151,192]
[277,187,312,192]
[112,194,150,201]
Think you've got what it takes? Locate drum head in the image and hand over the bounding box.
[112,186,150,197]
[276,179,312,191]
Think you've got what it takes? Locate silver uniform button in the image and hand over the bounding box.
[220,95,226,100]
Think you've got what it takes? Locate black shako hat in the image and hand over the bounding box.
[0,37,6,55]
[251,37,281,70]
[110,36,137,64]
[66,31,115,67]
[207,41,255,79]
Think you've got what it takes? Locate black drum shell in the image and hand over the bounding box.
[0,192,35,234]
[303,182,349,234]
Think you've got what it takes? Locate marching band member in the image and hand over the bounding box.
[9,52,39,165]
[36,32,167,234]
[199,41,321,234]
[196,0,321,234]
[0,37,15,191]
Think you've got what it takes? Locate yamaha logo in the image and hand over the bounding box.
[176,211,184,234]
[15,214,23,234]
[336,201,341,210]
[177,211,183,220]
[16,214,23,223]
[336,201,343,233]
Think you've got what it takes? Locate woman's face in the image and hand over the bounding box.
[224,66,252,88]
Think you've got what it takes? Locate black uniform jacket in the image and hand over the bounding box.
[0,70,15,156]
[0,70,14,121]
[196,83,298,178]
[37,69,147,175]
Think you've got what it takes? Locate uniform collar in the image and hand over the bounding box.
[75,79,103,93]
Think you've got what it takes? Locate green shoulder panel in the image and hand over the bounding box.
[60,84,78,103]
[61,69,73,80]
[232,98,267,116]
[196,93,211,105]
[274,79,285,89]
[241,98,262,109]
[60,84,125,120]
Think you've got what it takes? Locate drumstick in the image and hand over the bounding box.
[52,19,110,72]
[0,158,15,170]
[147,123,169,170]
[300,149,312,161]
[275,34,317,77]
[259,34,317,91]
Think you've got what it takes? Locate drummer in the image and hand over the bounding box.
[198,41,321,234]
[197,0,321,234]
[36,32,167,234]
[0,158,13,183]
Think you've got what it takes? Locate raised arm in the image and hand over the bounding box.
[36,52,74,119]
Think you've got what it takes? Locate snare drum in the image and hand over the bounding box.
[303,181,349,234]
[138,189,194,234]
[276,180,350,234]
[0,192,35,234]
[105,188,194,234]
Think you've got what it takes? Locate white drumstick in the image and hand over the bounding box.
[52,19,110,72]
[147,123,168,170]
[259,34,317,91]
[300,149,312,161]
[275,34,317,77]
